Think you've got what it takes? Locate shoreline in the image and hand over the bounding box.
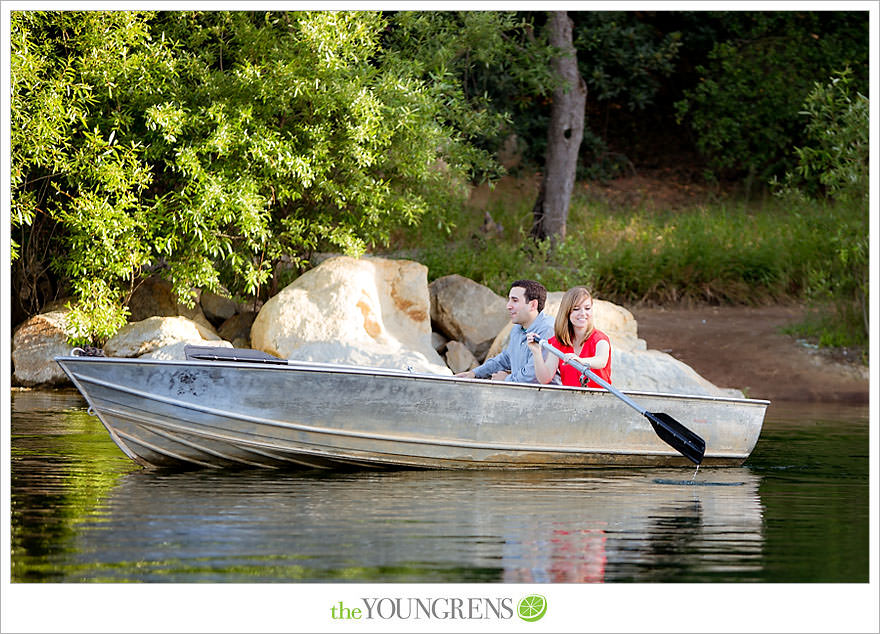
[631,304,869,404]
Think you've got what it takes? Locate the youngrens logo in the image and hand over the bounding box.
[330,595,547,622]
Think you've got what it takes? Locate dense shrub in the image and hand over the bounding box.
[11,11,510,343]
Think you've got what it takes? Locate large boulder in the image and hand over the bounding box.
[11,306,78,386]
[128,276,179,319]
[104,316,224,359]
[429,274,510,361]
[251,256,451,375]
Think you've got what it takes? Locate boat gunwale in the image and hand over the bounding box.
[54,355,771,407]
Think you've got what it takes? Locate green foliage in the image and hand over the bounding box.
[147,10,482,294]
[772,70,869,350]
[385,11,555,180]
[574,12,681,112]
[11,10,509,343]
[674,12,869,184]
[11,11,167,341]
[405,189,864,318]
[776,69,869,202]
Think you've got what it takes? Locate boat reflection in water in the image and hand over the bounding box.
[70,467,763,583]
[499,468,762,582]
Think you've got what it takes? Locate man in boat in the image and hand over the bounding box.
[455,280,561,384]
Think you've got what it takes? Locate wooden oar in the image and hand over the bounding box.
[537,338,706,465]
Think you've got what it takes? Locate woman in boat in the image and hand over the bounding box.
[526,286,611,387]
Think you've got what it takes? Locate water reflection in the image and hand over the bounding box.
[11,391,140,581]
[494,469,763,582]
[12,392,870,584]
[56,467,763,583]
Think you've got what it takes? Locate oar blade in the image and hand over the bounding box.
[645,411,706,465]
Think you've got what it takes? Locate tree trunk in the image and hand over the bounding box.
[531,11,586,243]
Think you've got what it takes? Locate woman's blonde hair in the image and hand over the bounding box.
[554,286,594,346]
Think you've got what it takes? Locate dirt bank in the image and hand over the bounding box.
[630,304,869,404]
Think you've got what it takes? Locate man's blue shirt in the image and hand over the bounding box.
[472,312,561,384]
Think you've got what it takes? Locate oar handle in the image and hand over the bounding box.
[536,337,648,417]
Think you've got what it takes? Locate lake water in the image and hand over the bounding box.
[9,389,870,586]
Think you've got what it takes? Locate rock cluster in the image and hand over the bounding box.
[11,255,741,397]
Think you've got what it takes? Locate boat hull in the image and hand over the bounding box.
[56,356,768,470]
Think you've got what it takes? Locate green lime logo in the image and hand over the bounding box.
[517,595,547,622]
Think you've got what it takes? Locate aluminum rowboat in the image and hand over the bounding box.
[55,354,768,470]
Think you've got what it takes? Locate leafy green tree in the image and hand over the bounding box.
[11,10,508,344]
[11,11,172,340]
[382,11,554,179]
[145,11,497,293]
[575,12,682,111]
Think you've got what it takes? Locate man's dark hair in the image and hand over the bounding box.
[510,279,547,312]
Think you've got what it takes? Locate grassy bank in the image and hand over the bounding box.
[389,178,868,358]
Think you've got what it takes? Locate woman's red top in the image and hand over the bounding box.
[548,330,612,388]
